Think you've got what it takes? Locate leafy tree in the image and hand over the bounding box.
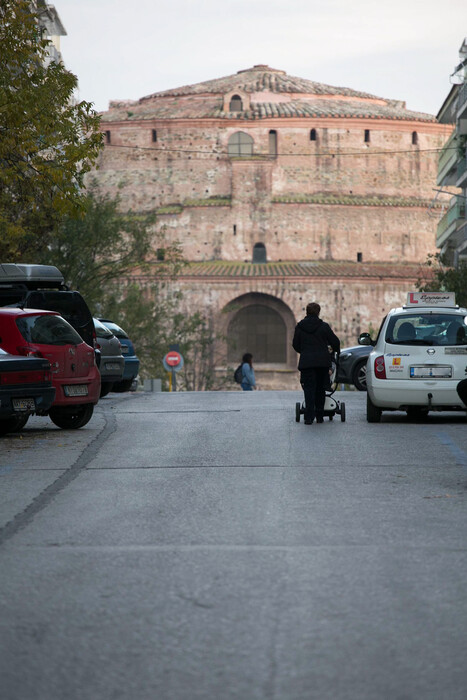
[42,184,184,310]
[103,285,230,391]
[170,311,230,391]
[417,253,467,307]
[0,0,102,259]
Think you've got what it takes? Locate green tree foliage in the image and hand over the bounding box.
[0,0,102,259]
[41,187,228,389]
[42,184,184,310]
[418,253,467,307]
[104,285,229,391]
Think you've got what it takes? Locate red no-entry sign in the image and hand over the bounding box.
[163,351,183,369]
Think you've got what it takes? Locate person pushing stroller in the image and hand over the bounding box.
[292,302,341,425]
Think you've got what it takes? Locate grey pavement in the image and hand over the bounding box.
[1,390,467,700]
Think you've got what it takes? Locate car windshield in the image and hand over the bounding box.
[16,314,84,346]
[385,313,467,346]
[93,318,115,339]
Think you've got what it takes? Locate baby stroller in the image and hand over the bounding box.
[295,355,346,423]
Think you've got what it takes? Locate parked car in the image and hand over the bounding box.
[0,263,95,348]
[0,347,56,436]
[98,319,140,392]
[0,308,100,429]
[364,291,467,422]
[335,344,371,391]
[93,318,125,397]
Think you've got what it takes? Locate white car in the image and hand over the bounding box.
[361,292,467,422]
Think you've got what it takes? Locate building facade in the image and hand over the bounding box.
[94,65,451,388]
[436,39,467,264]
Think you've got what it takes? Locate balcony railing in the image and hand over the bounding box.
[437,131,458,183]
[436,199,466,245]
[458,82,467,118]
[456,221,467,248]
[457,156,467,185]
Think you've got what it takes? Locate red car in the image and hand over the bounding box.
[0,347,56,436]
[0,308,100,429]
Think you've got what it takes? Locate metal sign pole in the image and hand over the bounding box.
[172,368,176,392]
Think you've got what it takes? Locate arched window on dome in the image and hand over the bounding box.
[227,304,286,363]
[310,129,317,141]
[252,243,267,263]
[229,95,243,112]
[269,130,277,157]
[228,132,253,157]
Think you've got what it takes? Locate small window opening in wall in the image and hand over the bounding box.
[229,95,243,111]
[310,129,317,141]
[412,131,418,145]
[364,129,370,143]
[269,130,277,156]
[152,129,157,142]
[252,242,267,263]
[105,130,111,144]
[357,252,363,263]
[156,248,165,261]
[233,225,237,236]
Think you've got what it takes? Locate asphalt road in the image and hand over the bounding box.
[1,390,467,700]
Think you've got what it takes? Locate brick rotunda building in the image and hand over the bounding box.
[94,65,452,388]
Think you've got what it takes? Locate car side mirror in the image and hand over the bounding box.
[358,332,374,346]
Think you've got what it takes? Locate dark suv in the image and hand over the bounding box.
[0,264,95,348]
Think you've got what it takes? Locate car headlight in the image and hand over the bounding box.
[340,352,352,360]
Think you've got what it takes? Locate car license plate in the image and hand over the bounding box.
[121,346,129,355]
[12,398,35,411]
[410,366,452,378]
[105,362,121,370]
[64,385,88,397]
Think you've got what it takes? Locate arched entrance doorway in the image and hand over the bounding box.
[224,293,296,366]
[228,304,286,363]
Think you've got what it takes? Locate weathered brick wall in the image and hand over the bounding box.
[91,90,451,388]
[94,118,448,265]
[159,272,421,389]
[156,200,437,263]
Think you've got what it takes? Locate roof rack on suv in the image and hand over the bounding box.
[0,264,66,289]
[0,263,95,348]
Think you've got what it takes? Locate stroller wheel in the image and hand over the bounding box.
[329,414,333,421]
[340,402,346,422]
[295,402,301,422]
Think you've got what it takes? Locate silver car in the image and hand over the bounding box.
[93,318,125,397]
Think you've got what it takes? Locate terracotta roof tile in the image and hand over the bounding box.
[177,261,428,279]
[102,66,435,123]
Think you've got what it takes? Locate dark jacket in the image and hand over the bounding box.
[292,315,340,370]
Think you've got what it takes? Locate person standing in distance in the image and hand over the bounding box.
[241,353,257,391]
[292,302,340,424]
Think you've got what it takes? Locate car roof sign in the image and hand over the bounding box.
[405,291,456,307]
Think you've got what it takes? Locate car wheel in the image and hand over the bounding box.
[0,416,23,437]
[49,404,94,430]
[112,379,134,393]
[366,394,381,423]
[352,360,367,391]
[295,402,301,422]
[100,382,114,398]
[11,413,30,432]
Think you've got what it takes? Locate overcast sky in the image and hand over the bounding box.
[57,0,467,116]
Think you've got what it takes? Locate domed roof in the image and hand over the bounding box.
[141,64,381,100]
[103,65,435,123]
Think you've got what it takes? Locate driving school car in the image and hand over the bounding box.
[361,292,467,422]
